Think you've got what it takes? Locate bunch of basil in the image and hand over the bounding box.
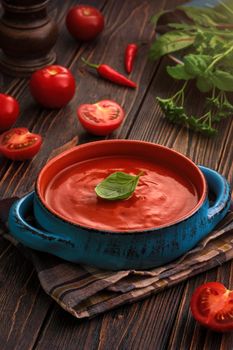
[150,1,233,135]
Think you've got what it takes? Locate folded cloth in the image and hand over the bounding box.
[0,197,233,319]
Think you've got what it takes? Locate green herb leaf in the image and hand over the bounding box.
[151,1,233,135]
[210,69,233,92]
[95,171,143,201]
[178,5,229,26]
[214,0,233,24]
[196,76,213,92]
[193,31,221,55]
[168,23,194,30]
[183,54,212,76]
[167,64,193,80]
[149,31,195,60]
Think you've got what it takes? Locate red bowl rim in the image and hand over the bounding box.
[36,139,207,233]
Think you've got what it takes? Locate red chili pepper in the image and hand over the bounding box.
[82,58,137,89]
[125,43,138,74]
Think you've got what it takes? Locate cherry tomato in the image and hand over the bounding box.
[0,93,19,131]
[190,282,233,332]
[0,127,42,161]
[29,65,76,108]
[77,100,125,136]
[66,5,104,41]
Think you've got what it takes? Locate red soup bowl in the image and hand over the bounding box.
[8,140,231,270]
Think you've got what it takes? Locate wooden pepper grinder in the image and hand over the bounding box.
[0,0,58,77]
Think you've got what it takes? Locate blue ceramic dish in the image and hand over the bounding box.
[8,140,231,270]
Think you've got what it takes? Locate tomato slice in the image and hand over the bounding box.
[190,282,233,332]
[77,100,125,135]
[0,127,42,161]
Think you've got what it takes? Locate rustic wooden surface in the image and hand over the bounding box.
[0,0,233,349]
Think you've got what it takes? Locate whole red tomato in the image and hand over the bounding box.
[29,65,76,109]
[190,282,233,332]
[66,5,104,41]
[0,93,19,131]
[0,127,42,161]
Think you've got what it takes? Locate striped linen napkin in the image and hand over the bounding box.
[0,199,232,319]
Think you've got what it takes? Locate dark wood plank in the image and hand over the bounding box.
[0,239,52,350]
[34,305,103,350]
[34,283,185,350]
[98,284,185,350]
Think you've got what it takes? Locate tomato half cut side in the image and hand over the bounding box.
[0,128,42,161]
[190,282,233,332]
[77,100,125,136]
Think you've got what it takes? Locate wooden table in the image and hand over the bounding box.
[0,0,233,349]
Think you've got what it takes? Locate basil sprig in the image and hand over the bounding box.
[150,1,233,136]
[95,171,143,201]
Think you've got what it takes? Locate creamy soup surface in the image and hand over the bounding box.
[45,156,199,231]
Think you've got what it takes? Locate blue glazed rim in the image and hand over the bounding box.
[34,140,209,235]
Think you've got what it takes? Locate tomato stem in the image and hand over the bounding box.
[81,57,99,69]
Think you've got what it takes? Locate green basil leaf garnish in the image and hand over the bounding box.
[95,171,143,201]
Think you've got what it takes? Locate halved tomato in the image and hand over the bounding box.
[77,100,125,136]
[0,127,42,161]
[190,282,233,332]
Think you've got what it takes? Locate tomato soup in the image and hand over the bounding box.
[45,156,199,231]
